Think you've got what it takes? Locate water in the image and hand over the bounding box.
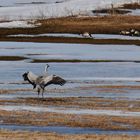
[0,42,140,61]
[0,124,140,135]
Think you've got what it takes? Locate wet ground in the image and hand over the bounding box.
[0,41,140,136]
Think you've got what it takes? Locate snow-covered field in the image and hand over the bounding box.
[0,0,139,20]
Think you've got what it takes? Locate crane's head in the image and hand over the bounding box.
[22,72,28,81]
[46,64,50,68]
[45,64,50,72]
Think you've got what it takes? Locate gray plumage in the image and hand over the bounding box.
[22,70,66,98]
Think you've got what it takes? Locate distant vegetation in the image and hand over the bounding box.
[122,2,140,9]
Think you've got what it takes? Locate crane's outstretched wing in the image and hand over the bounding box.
[42,75,66,87]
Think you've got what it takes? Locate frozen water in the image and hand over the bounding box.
[0,124,140,135]
[1,61,140,84]
[0,105,140,117]
[0,124,139,135]
[8,33,83,38]
[9,33,140,40]
[0,42,140,61]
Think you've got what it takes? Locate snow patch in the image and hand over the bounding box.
[0,0,139,20]
[0,20,40,28]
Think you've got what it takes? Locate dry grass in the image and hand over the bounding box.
[0,15,140,45]
[0,15,140,36]
[1,37,140,46]
[122,2,140,9]
[92,9,131,15]
[1,97,140,111]
[1,110,140,130]
[0,56,27,61]
[0,130,140,140]
[37,15,140,34]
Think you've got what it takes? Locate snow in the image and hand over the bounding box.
[0,0,139,20]
[0,20,39,28]
[0,105,140,117]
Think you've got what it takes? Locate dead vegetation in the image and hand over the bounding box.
[122,2,140,9]
[0,56,27,61]
[92,9,131,15]
[2,97,140,112]
[0,15,139,45]
[0,130,140,140]
[34,15,140,34]
[1,37,140,46]
[0,15,140,36]
[0,110,140,130]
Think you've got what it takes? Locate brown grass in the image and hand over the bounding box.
[122,3,140,9]
[0,56,27,61]
[0,130,140,140]
[0,15,140,36]
[0,15,140,45]
[1,37,140,46]
[0,110,140,130]
[37,15,140,34]
[92,9,131,15]
[31,59,140,63]
[1,96,140,111]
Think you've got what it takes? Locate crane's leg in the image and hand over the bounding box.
[41,89,44,98]
[37,88,40,98]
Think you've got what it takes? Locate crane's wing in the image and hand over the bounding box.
[23,71,38,88]
[42,75,66,87]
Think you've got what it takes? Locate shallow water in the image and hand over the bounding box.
[0,124,140,135]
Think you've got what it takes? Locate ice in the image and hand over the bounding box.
[1,60,140,87]
[0,124,139,135]
[93,34,140,40]
[8,33,83,38]
[0,105,140,117]
[0,42,140,61]
[9,33,140,40]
